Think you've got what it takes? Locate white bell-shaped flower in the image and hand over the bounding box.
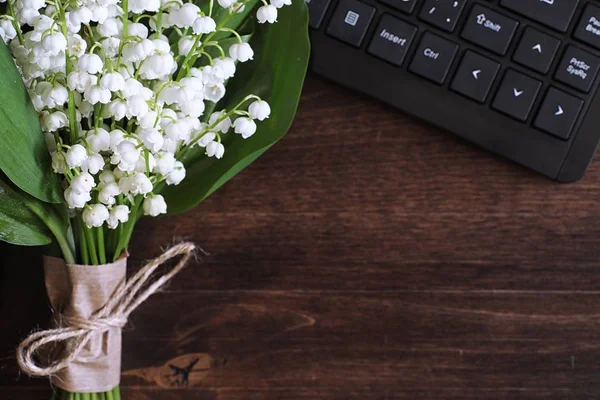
[257,4,278,23]
[209,111,232,133]
[81,153,105,174]
[126,172,153,195]
[270,0,291,8]
[192,16,216,34]
[97,17,121,37]
[213,58,236,79]
[99,169,116,184]
[170,3,200,28]
[107,205,130,229]
[233,117,257,139]
[67,71,97,93]
[82,203,110,228]
[154,151,176,175]
[98,181,120,205]
[165,161,186,185]
[178,35,195,56]
[0,20,17,42]
[217,0,236,8]
[139,128,164,152]
[68,34,87,57]
[65,144,89,168]
[126,94,150,118]
[205,141,225,159]
[87,128,111,152]
[100,72,126,92]
[143,194,167,216]
[228,42,253,62]
[70,171,96,195]
[77,53,103,74]
[42,111,68,132]
[41,32,67,56]
[84,85,111,105]
[107,99,127,120]
[64,187,92,209]
[248,100,271,120]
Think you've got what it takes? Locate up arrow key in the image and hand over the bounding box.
[555,105,564,116]
[532,44,542,53]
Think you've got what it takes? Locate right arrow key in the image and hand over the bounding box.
[534,88,584,140]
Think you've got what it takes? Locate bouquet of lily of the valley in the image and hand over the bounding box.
[0,0,309,396]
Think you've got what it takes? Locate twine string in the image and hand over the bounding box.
[16,242,196,377]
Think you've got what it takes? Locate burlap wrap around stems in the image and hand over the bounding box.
[17,243,196,394]
[43,255,127,393]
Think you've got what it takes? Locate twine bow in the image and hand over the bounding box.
[17,242,196,377]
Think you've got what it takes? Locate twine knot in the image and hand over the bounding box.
[17,242,196,377]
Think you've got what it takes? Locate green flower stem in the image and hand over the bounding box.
[83,226,99,265]
[122,0,129,38]
[96,227,106,264]
[55,0,78,143]
[6,0,24,44]
[55,386,120,399]
[113,198,141,261]
[76,216,90,265]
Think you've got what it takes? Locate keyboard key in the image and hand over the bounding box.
[460,5,518,56]
[450,51,500,103]
[408,32,459,84]
[554,46,600,93]
[307,0,332,29]
[534,88,583,140]
[419,0,467,32]
[379,0,417,14]
[326,0,376,47]
[492,69,542,121]
[368,15,417,67]
[500,0,579,33]
[574,4,600,50]
[513,27,561,74]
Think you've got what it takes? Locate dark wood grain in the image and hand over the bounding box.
[3,75,600,399]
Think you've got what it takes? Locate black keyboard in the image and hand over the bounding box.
[307,0,600,182]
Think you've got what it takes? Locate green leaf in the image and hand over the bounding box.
[0,176,52,246]
[162,0,310,214]
[0,40,63,204]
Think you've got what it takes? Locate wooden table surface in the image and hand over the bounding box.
[2,75,600,399]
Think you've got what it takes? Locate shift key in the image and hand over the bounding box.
[368,15,417,66]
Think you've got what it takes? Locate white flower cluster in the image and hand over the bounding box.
[1,0,286,229]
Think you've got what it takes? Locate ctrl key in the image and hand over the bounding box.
[534,88,584,140]
[409,32,459,84]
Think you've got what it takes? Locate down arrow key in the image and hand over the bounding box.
[491,69,542,121]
